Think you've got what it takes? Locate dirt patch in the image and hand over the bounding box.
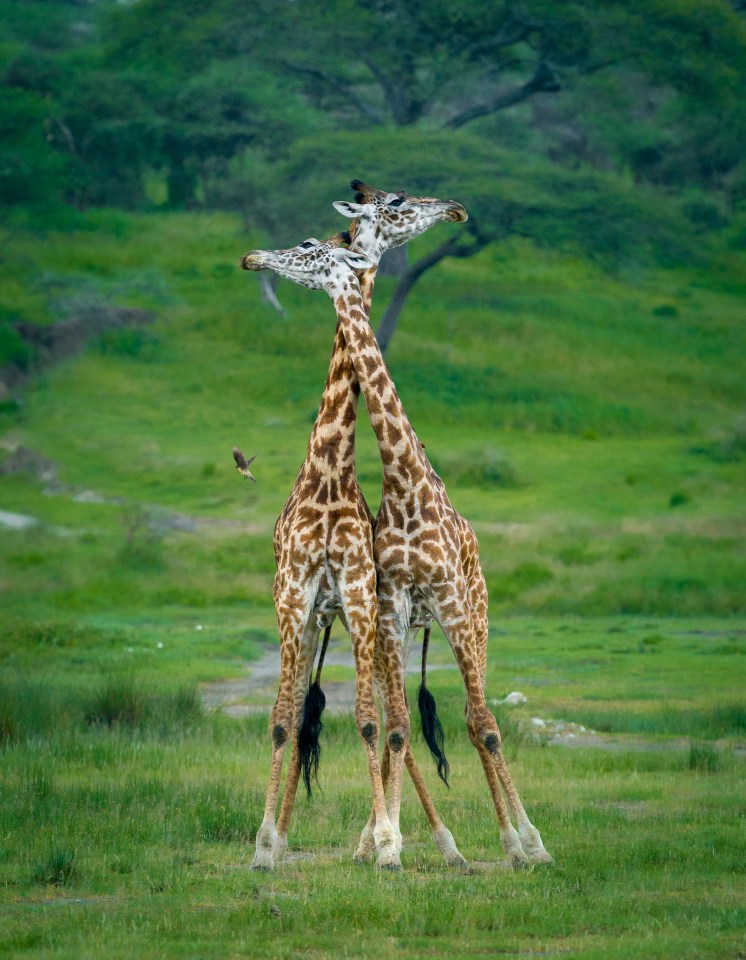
[200,640,458,717]
[1,306,153,392]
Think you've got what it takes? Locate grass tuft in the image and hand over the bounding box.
[83,676,203,733]
[32,849,78,887]
[688,741,721,773]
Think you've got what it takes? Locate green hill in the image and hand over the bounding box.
[1,209,744,641]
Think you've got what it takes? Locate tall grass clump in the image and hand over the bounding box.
[32,849,78,887]
[83,675,203,735]
[572,703,746,739]
[0,672,78,744]
[688,741,721,773]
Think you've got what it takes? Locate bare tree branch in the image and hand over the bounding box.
[283,61,382,124]
[259,273,286,317]
[375,231,489,354]
[444,62,560,130]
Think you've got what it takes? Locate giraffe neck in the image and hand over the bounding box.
[302,268,377,483]
[332,280,428,496]
[304,320,358,482]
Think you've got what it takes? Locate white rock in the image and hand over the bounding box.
[530,717,546,728]
[0,509,37,530]
[501,691,528,705]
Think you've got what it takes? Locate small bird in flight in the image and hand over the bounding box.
[232,447,257,482]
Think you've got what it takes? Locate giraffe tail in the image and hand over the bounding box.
[417,627,450,787]
[298,624,331,798]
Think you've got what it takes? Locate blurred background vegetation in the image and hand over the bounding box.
[1,0,745,650]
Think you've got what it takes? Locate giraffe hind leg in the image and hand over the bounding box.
[493,751,553,864]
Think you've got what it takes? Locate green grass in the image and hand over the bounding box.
[1,208,745,957]
[0,675,744,960]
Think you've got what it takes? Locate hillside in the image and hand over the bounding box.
[1,209,744,640]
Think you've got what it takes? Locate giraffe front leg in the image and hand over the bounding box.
[252,593,311,871]
[274,623,321,863]
[374,598,410,869]
[353,739,388,864]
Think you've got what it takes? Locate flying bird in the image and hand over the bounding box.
[232,447,257,482]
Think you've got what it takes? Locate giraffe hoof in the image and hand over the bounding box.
[446,853,469,870]
[379,862,402,872]
[250,863,272,873]
[509,851,530,870]
[519,825,553,865]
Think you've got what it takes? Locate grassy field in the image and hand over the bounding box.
[1,209,745,958]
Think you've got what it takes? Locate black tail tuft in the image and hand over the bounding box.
[418,683,450,787]
[298,680,326,798]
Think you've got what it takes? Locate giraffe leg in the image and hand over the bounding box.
[466,720,529,869]
[251,590,314,871]
[493,751,553,864]
[428,585,527,869]
[468,569,552,865]
[274,622,321,863]
[353,740,389,863]
[430,589,500,756]
[374,592,411,868]
[356,633,466,867]
[404,747,468,868]
[342,585,399,870]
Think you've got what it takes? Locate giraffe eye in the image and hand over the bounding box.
[389,198,405,208]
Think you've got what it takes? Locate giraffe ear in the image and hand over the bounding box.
[333,200,371,219]
[332,249,374,271]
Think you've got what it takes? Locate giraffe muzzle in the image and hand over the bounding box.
[444,202,468,223]
[240,251,265,271]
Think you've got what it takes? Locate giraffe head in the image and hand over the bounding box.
[332,179,468,263]
[240,232,372,297]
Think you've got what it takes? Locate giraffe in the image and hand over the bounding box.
[239,231,398,871]
[240,191,472,870]
[241,215,552,869]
